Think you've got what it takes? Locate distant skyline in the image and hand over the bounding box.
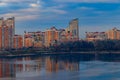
[0,0,120,38]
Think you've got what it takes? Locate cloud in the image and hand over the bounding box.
[30,3,39,8]
[3,13,39,21]
[0,2,7,6]
[0,0,67,23]
[42,6,67,14]
[0,7,40,21]
[94,11,106,14]
[0,0,33,3]
[30,0,44,8]
[51,9,67,14]
[0,0,67,21]
[0,0,41,20]
[79,6,94,10]
[54,0,120,3]
[42,4,67,14]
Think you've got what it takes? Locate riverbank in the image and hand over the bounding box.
[1,50,120,60]
[1,50,120,55]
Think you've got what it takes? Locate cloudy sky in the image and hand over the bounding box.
[0,0,120,38]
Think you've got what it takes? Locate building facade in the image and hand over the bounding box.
[59,29,67,42]
[106,28,120,40]
[86,32,107,41]
[24,31,45,48]
[0,17,15,50]
[66,18,79,41]
[44,19,80,47]
[45,27,60,47]
[13,35,23,49]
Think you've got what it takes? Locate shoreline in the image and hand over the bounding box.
[1,51,120,59]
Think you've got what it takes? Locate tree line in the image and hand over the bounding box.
[50,40,120,52]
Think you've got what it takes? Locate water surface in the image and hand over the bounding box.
[0,54,120,80]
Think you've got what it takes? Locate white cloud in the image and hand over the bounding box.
[0,0,67,21]
[30,0,44,8]
[30,3,39,8]
[3,13,40,21]
[51,9,67,14]
[0,5,66,21]
[0,0,33,3]
[0,2,7,6]
[0,0,42,21]
[0,7,40,21]
[94,11,106,14]
[79,6,94,10]
[54,0,120,3]
[42,7,67,14]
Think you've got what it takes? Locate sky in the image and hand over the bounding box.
[0,0,120,39]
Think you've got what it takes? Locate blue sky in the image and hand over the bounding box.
[0,0,120,38]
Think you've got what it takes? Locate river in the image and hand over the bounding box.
[0,54,119,80]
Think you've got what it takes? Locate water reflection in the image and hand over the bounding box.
[1,54,120,80]
[0,59,16,78]
[0,55,82,79]
[45,56,79,73]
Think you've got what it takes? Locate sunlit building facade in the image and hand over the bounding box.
[44,19,80,46]
[86,32,107,41]
[66,18,79,41]
[0,17,15,50]
[13,35,23,49]
[106,28,120,40]
[24,31,45,48]
[24,32,34,48]
[45,27,60,47]
[0,18,80,49]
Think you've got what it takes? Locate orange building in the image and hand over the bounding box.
[106,28,120,40]
[86,32,107,41]
[24,31,45,48]
[24,33,33,48]
[0,18,3,49]
[0,17,15,50]
[45,27,60,47]
[33,31,45,48]
[13,35,23,49]
[5,17,15,48]
[4,26,9,49]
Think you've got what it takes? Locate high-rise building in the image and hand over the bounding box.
[0,18,3,49]
[106,28,120,40]
[66,18,79,41]
[5,17,15,48]
[45,27,60,47]
[44,19,80,46]
[13,35,23,49]
[0,17,15,50]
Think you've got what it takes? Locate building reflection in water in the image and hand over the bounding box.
[14,56,80,74]
[0,55,80,78]
[0,59,16,78]
[0,54,120,79]
[15,57,42,72]
[45,56,79,73]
